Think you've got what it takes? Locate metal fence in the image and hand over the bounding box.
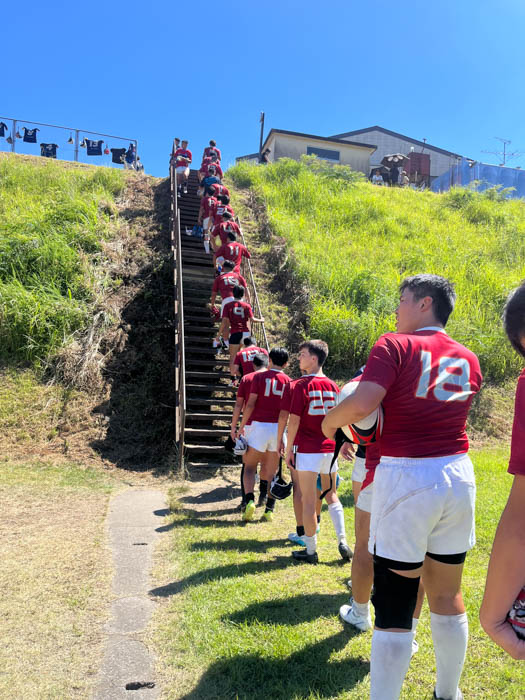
[170,158,186,469]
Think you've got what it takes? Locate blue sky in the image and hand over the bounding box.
[2,0,524,177]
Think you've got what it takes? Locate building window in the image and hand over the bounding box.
[307,146,340,161]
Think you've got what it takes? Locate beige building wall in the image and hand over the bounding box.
[268,133,373,174]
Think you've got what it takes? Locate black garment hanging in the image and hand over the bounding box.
[0,122,7,137]
[40,143,58,159]
[85,139,103,156]
[110,147,126,164]
[22,127,39,143]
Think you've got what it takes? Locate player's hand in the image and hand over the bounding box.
[482,618,525,660]
[340,442,356,462]
[285,451,295,470]
[230,427,237,440]
[278,439,286,457]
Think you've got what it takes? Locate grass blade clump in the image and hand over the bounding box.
[229,156,525,381]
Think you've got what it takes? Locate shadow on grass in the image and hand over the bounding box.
[225,593,350,626]
[179,484,240,505]
[180,629,369,699]
[149,556,294,597]
[189,537,287,553]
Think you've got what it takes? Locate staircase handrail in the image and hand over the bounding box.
[170,143,186,469]
[235,215,270,352]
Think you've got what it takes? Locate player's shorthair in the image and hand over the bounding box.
[252,353,269,368]
[243,336,256,347]
[269,347,289,367]
[399,274,456,326]
[232,285,245,299]
[299,340,329,367]
[503,280,525,358]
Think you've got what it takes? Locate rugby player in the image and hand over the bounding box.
[236,347,291,522]
[214,231,251,273]
[322,274,482,700]
[202,139,221,162]
[173,140,192,196]
[284,340,351,563]
[210,261,250,316]
[230,353,269,511]
[232,336,269,380]
[216,285,264,381]
[480,282,525,661]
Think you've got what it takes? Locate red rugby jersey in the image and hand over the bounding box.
[215,242,251,272]
[201,195,218,219]
[360,328,482,458]
[212,204,235,227]
[237,371,258,426]
[509,369,525,476]
[233,346,269,375]
[212,221,241,245]
[210,184,230,198]
[221,300,253,333]
[174,148,192,167]
[361,441,381,490]
[249,369,291,423]
[212,271,248,300]
[289,374,340,453]
[204,146,222,161]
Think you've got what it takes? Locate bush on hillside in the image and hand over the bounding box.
[0,158,126,364]
[228,158,525,382]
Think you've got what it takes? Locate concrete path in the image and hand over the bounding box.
[92,489,168,700]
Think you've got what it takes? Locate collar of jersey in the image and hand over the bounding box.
[414,326,446,333]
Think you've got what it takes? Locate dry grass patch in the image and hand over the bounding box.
[0,462,114,699]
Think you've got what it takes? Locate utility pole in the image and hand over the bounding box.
[482,136,523,166]
[259,112,265,157]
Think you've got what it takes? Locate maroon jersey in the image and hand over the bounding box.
[201,195,218,219]
[281,377,301,414]
[212,221,241,245]
[509,369,525,476]
[203,162,223,179]
[204,146,222,161]
[212,204,235,227]
[290,375,340,453]
[233,346,269,375]
[362,441,381,490]
[174,148,192,167]
[360,328,482,458]
[237,371,258,426]
[249,369,291,423]
[216,242,250,272]
[222,300,253,333]
[212,271,248,300]
[209,183,230,198]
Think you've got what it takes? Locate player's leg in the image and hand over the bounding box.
[228,343,241,377]
[242,446,264,522]
[260,449,279,521]
[319,471,352,560]
[288,468,306,546]
[423,557,467,700]
[340,504,373,631]
[182,167,189,194]
[293,464,319,563]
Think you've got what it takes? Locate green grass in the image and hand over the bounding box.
[0,156,126,364]
[228,157,525,382]
[151,450,524,699]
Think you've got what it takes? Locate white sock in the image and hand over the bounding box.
[328,501,346,542]
[352,600,370,617]
[303,534,317,555]
[431,612,468,700]
[370,630,414,700]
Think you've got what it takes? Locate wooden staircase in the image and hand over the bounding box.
[178,170,236,464]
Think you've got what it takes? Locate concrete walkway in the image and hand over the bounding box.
[92,488,168,699]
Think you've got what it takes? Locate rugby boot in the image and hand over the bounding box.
[339,599,372,631]
[338,541,353,561]
[292,549,318,564]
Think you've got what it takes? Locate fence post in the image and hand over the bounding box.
[11,120,16,153]
[74,130,79,162]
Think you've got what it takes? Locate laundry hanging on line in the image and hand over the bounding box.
[0,122,7,138]
[110,147,126,164]
[85,139,104,156]
[22,127,39,143]
[40,143,58,159]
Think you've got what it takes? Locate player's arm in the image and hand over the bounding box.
[238,392,258,435]
[277,409,289,457]
[216,316,229,341]
[321,381,386,440]
[285,414,300,470]
[210,278,218,307]
[230,396,245,440]
[480,474,525,660]
[232,353,241,377]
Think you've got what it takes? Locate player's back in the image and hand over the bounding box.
[250,369,291,423]
[362,329,482,458]
[290,374,340,453]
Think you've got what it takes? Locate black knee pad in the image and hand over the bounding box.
[371,559,420,630]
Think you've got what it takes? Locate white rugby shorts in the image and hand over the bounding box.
[220,296,234,314]
[295,452,338,474]
[368,453,476,563]
[203,216,211,230]
[352,455,366,483]
[246,421,280,453]
[176,165,189,176]
[356,481,373,514]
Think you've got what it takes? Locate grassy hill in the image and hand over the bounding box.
[229,156,525,386]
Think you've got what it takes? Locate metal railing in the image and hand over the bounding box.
[170,152,186,469]
[235,216,270,352]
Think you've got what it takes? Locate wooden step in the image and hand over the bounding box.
[184,314,215,323]
[186,397,235,406]
[186,370,231,380]
[186,382,235,392]
[185,326,216,335]
[184,444,229,454]
[186,412,234,419]
[184,358,229,367]
[185,427,231,437]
